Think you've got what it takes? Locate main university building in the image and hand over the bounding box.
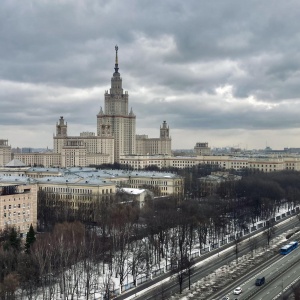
[1,46,300,173]
[8,46,172,167]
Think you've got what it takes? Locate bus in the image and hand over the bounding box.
[280,241,298,255]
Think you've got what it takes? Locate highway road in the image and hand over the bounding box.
[118,215,300,300]
[216,243,300,300]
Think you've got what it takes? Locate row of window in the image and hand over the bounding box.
[249,164,278,167]
[3,211,30,217]
[130,179,169,186]
[2,196,31,202]
[42,187,113,194]
[3,204,31,209]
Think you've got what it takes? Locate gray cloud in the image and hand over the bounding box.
[1,0,300,149]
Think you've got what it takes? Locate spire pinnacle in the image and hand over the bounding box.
[114,45,119,73]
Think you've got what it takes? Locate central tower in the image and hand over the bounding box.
[97,45,136,162]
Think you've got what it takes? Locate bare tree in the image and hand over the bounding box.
[233,236,241,264]
[263,219,276,247]
[0,272,19,299]
[248,237,258,257]
[129,239,148,286]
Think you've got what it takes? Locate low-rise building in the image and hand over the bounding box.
[119,154,300,173]
[37,175,116,222]
[199,172,242,197]
[1,164,184,198]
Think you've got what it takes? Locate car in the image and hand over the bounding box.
[255,276,265,286]
[220,297,229,300]
[233,287,242,295]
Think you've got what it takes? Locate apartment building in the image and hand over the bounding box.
[0,179,37,236]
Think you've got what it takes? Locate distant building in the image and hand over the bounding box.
[194,142,211,156]
[0,165,184,197]
[0,140,12,167]
[54,116,115,167]
[0,166,183,224]
[13,46,171,167]
[136,121,172,156]
[199,172,242,197]
[37,175,116,223]
[97,46,136,162]
[119,154,300,173]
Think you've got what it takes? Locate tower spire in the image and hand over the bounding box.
[114,45,119,73]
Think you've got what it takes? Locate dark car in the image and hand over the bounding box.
[255,276,265,286]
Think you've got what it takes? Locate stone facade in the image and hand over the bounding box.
[0,140,12,167]
[54,117,115,167]
[136,121,172,156]
[199,172,241,197]
[119,154,300,172]
[194,142,211,155]
[0,183,37,235]
[10,46,172,167]
[97,46,136,162]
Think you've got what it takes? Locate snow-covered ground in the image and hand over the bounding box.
[28,205,298,300]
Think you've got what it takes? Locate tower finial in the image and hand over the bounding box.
[114,45,119,73]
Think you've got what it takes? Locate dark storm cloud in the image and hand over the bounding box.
[1,0,300,148]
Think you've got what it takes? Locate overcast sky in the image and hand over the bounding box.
[1,0,300,150]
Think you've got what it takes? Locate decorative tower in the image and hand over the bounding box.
[56,116,68,137]
[53,116,68,154]
[159,121,172,155]
[160,121,170,139]
[97,46,136,161]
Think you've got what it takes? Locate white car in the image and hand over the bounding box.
[233,287,242,295]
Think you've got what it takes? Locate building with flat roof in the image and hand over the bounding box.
[119,154,300,173]
[194,142,211,156]
[0,178,37,236]
[199,172,242,197]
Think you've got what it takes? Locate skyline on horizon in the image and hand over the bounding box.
[1,1,300,150]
